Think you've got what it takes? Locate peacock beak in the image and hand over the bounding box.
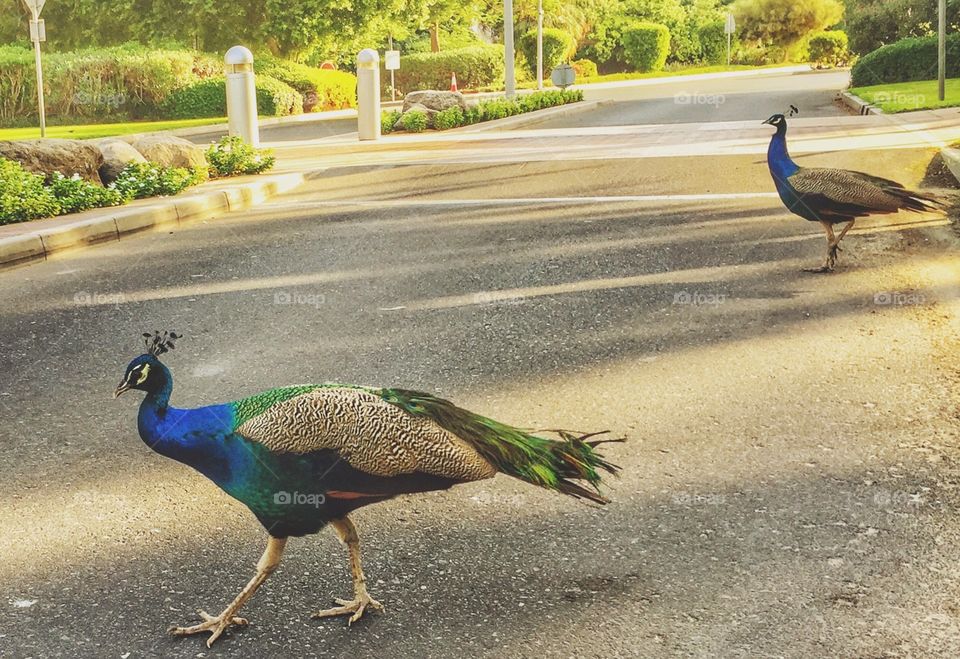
[761,117,772,125]
[114,381,131,398]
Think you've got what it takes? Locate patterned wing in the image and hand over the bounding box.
[235,387,496,481]
[788,168,903,217]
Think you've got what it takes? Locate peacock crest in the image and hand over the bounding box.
[143,330,180,357]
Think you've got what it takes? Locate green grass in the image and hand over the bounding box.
[0,117,226,141]
[849,79,960,113]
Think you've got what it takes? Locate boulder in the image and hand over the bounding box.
[0,139,104,185]
[394,103,438,131]
[124,134,207,169]
[402,90,467,113]
[94,138,147,184]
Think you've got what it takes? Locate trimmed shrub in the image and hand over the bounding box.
[807,30,849,68]
[622,22,671,73]
[206,136,275,177]
[698,21,736,65]
[389,45,504,95]
[571,59,598,79]
[433,106,464,130]
[400,110,428,132]
[851,33,960,87]
[109,162,207,199]
[163,75,302,119]
[519,28,577,78]
[256,56,356,111]
[0,158,60,224]
[47,172,125,214]
[381,110,402,133]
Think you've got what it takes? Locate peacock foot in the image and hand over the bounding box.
[168,609,249,647]
[312,591,385,625]
[802,263,834,274]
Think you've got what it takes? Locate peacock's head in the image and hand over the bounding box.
[114,331,179,398]
[762,113,786,127]
[762,105,798,130]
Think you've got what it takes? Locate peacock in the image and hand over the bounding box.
[763,108,946,272]
[115,331,621,647]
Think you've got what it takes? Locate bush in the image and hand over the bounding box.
[433,106,464,130]
[110,162,207,199]
[698,21,736,65]
[381,110,402,133]
[622,22,671,72]
[732,0,844,62]
[0,44,215,124]
[518,28,577,78]
[389,45,504,95]
[205,136,275,177]
[163,75,302,119]
[400,110,428,132]
[851,33,960,86]
[256,56,357,111]
[571,59,598,78]
[807,30,849,67]
[0,158,60,224]
[47,172,125,213]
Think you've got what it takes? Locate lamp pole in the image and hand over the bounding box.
[536,0,543,90]
[504,0,515,99]
[22,0,47,137]
[939,0,946,102]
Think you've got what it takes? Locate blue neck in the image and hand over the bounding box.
[767,124,799,182]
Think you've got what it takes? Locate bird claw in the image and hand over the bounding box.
[312,592,385,625]
[169,608,249,647]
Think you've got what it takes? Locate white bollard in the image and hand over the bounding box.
[224,46,259,147]
[356,49,381,141]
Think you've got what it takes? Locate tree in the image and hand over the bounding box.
[732,0,843,60]
[844,0,960,55]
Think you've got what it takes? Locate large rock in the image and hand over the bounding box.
[124,134,207,169]
[0,139,104,185]
[402,90,467,113]
[94,138,147,184]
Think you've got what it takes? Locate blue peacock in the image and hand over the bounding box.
[116,331,621,647]
[763,107,946,272]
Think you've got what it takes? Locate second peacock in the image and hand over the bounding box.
[115,331,621,647]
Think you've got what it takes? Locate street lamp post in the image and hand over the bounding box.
[21,0,47,137]
[939,0,946,102]
[536,0,543,91]
[504,0,515,99]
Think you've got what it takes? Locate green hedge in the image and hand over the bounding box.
[162,75,302,118]
[571,59,598,78]
[807,30,849,68]
[0,44,217,124]
[256,56,356,111]
[518,28,577,78]
[389,45,505,95]
[851,33,960,87]
[698,21,736,65]
[622,22,670,73]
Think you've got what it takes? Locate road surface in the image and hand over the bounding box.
[2,86,960,659]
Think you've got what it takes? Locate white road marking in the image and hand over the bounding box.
[268,193,781,210]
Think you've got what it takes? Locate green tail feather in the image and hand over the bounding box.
[380,388,623,504]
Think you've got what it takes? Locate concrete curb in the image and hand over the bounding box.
[0,172,306,270]
[448,100,611,133]
[940,146,960,184]
[840,90,881,115]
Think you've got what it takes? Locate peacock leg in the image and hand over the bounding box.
[169,535,287,647]
[803,221,837,273]
[828,219,856,265]
[312,516,384,624]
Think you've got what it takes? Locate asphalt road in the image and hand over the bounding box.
[2,87,960,657]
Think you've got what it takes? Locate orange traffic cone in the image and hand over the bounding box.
[450,72,458,92]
